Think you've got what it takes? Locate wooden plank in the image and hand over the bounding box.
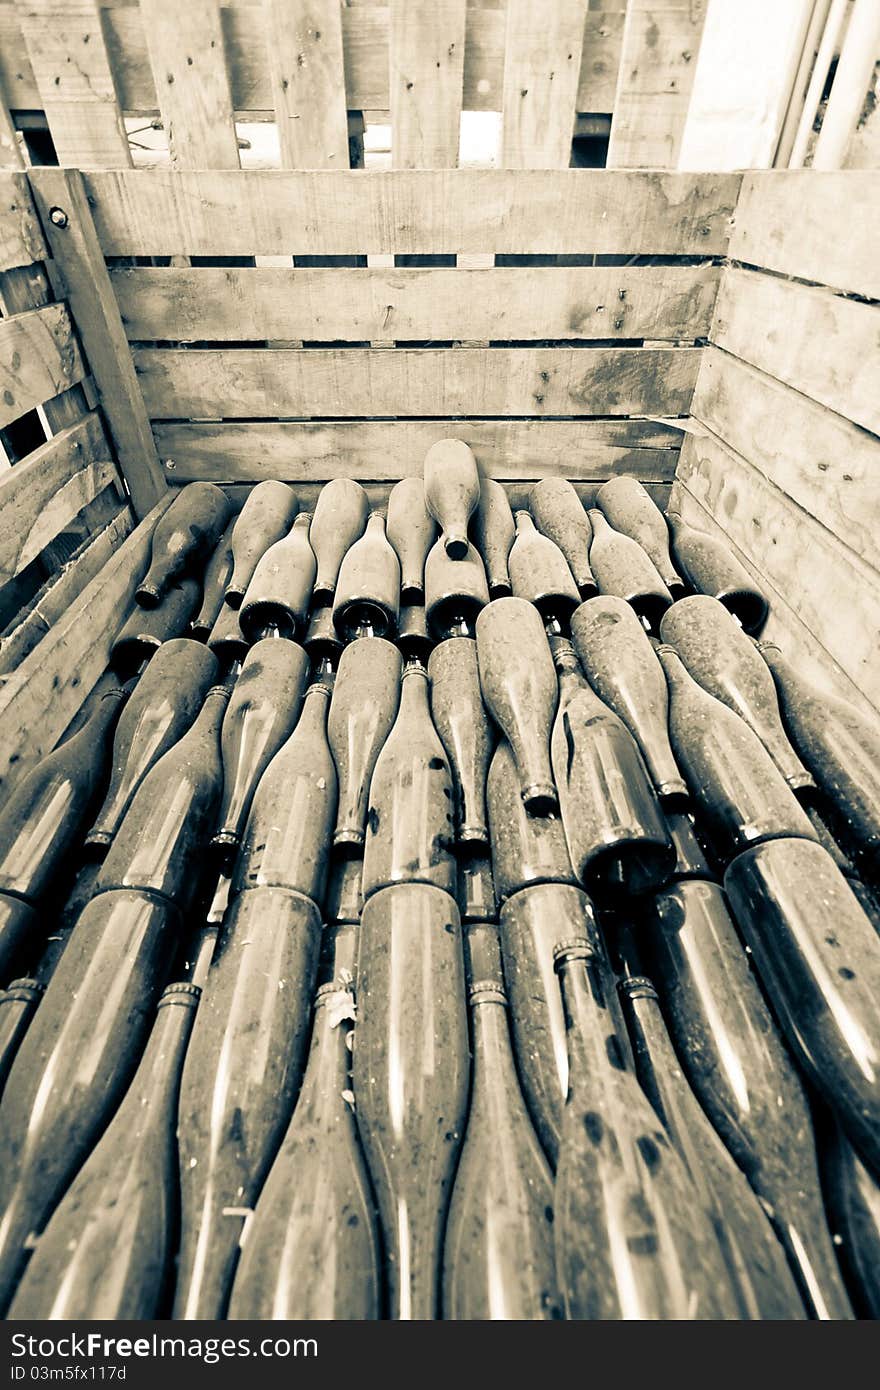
[607,1,708,168]
[153,417,682,484]
[29,167,166,517]
[0,260,92,434]
[0,494,170,797]
[578,9,626,113]
[84,169,740,257]
[263,0,349,169]
[502,0,587,168]
[711,267,880,438]
[390,0,465,169]
[730,171,880,298]
[0,83,23,169]
[17,0,131,167]
[0,171,46,272]
[110,262,719,342]
[692,347,880,572]
[675,426,880,713]
[0,302,86,430]
[138,0,240,169]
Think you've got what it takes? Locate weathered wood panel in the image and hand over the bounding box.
[607,0,708,168]
[501,0,586,168]
[264,0,350,169]
[391,0,465,169]
[139,0,240,169]
[0,302,86,430]
[0,172,46,273]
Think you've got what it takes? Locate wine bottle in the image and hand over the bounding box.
[529,478,596,598]
[456,850,497,925]
[509,511,580,635]
[428,637,494,848]
[309,477,370,604]
[7,982,200,1320]
[398,604,433,665]
[0,978,42,1096]
[666,509,768,634]
[333,512,400,640]
[211,637,309,854]
[206,599,249,674]
[239,513,316,642]
[822,1117,880,1318]
[325,849,364,926]
[571,596,687,802]
[362,663,456,899]
[586,508,673,630]
[387,477,438,605]
[472,477,515,599]
[665,809,715,882]
[656,644,818,862]
[228,926,381,1320]
[487,740,577,903]
[353,882,469,1319]
[423,439,480,560]
[443,922,561,1320]
[191,520,235,641]
[328,636,402,849]
[303,604,344,678]
[111,578,201,676]
[595,477,683,594]
[225,480,297,609]
[551,640,674,898]
[660,597,813,793]
[475,597,558,815]
[425,537,490,640]
[136,483,231,609]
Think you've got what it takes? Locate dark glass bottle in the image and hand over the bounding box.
[424,537,490,640]
[423,438,480,560]
[333,512,400,640]
[111,578,201,675]
[666,509,768,634]
[239,513,316,642]
[327,636,402,849]
[595,476,683,594]
[225,480,297,610]
[509,510,580,635]
[136,483,231,608]
[472,477,515,599]
[0,978,43,1096]
[309,477,370,605]
[487,740,577,903]
[587,508,672,630]
[529,477,596,598]
[822,1118,880,1318]
[386,477,437,605]
[191,520,235,641]
[428,637,494,849]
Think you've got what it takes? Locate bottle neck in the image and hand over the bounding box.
[133,981,201,1115]
[514,510,536,537]
[655,642,690,693]
[297,681,333,738]
[398,664,430,717]
[587,508,610,537]
[554,940,620,1076]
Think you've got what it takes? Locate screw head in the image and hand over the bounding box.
[49,206,68,228]
[164,459,176,471]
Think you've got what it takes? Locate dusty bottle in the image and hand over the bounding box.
[660,597,813,793]
[0,979,43,1096]
[571,596,687,802]
[724,836,880,1178]
[7,981,200,1320]
[325,850,364,926]
[443,923,560,1320]
[309,477,370,604]
[211,637,309,854]
[328,637,402,849]
[586,508,673,631]
[475,597,558,814]
[0,687,127,977]
[487,740,577,903]
[354,882,469,1319]
[428,638,493,848]
[333,512,400,639]
[595,476,683,594]
[664,809,715,881]
[667,509,769,634]
[87,639,218,851]
[509,511,580,634]
[425,538,490,640]
[362,663,456,899]
[111,578,201,675]
[136,483,231,608]
[423,439,480,560]
[656,644,818,862]
[551,640,674,898]
[529,478,596,598]
[191,520,235,640]
[822,1118,880,1318]
[225,480,297,609]
[387,478,437,605]
[758,641,880,874]
[472,477,515,599]
[304,604,344,678]
[239,513,316,642]
[206,600,249,674]
[553,938,734,1319]
[228,926,381,1320]
[398,604,433,664]
[456,851,497,925]
[647,876,854,1319]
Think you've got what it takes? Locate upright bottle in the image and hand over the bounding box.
[225,481,298,609]
[666,509,768,634]
[7,982,200,1320]
[595,476,683,594]
[471,477,515,599]
[487,740,577,903]
[111,578,201,675]
[822,1119,880,1318]
[475,597,559,814]
[587,508,672,631]
[386,478,437,605]
[443,923,560,1320]
[508,511,580,634]
[239,514,316,642]
[428,638,494,848]
[333,512,400,639]
[327,637,402,848]
[136,483,231,608]
[191,520,235,640]
[424,538,490,640]
[423,438,480,560]
[571,595,687,802]
[304,605,344,679]
[0,979,43,1096]
[529,478,596,597]
[228,926,381,1320]
[309,477,370,604]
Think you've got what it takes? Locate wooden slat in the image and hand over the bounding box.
[0,260,92,436]
[0,172,46,273]
[730,171,880,298]
[0,494,170,797]
[84,169,740,257]
[390,0,465,169]
[153,417,682,484]
[134,344,699,419]
[692,348,880,572]
[139,0,240,169]
[0,302,86,430]
[28,167,166,518]
[264,0,349,169]
[607,0,708,168]
[502,0,587,168]
[578,9,626,113]
[17,0,131,168]
[110,262,719,342]
[675,427,880,714]
[0,84,22,169]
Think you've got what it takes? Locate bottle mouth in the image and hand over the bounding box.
[521,782,559,816]
[84,829,113,850]
[488,581,512,601]
[657,779,690,809]
[458,823,490,849]
[444,534,469,561]
[718,589,769,636]
[629,593,673,633]
[240,602,296,643]
[134,583,161,609]
[336,601,394,641]
[225,588,245,611]
[334,827,366,850]
[400,583,425,606]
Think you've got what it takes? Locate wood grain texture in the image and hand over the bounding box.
[391,0,465,168]
[501,0,587,168]
[0,172,46,273]
[83,169,740,257]
[711,267,880,436]
[0,259,93,437]
[0,301,85,430]
[730,171,880,298]
[607,1,708,168]
[110,262,718,342]
[578,8,626,113]
[264,0,349,169]
[0,85,22,169]
[139,0,240,169]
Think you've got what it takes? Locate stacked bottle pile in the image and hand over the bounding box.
[0,446,879,1321]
